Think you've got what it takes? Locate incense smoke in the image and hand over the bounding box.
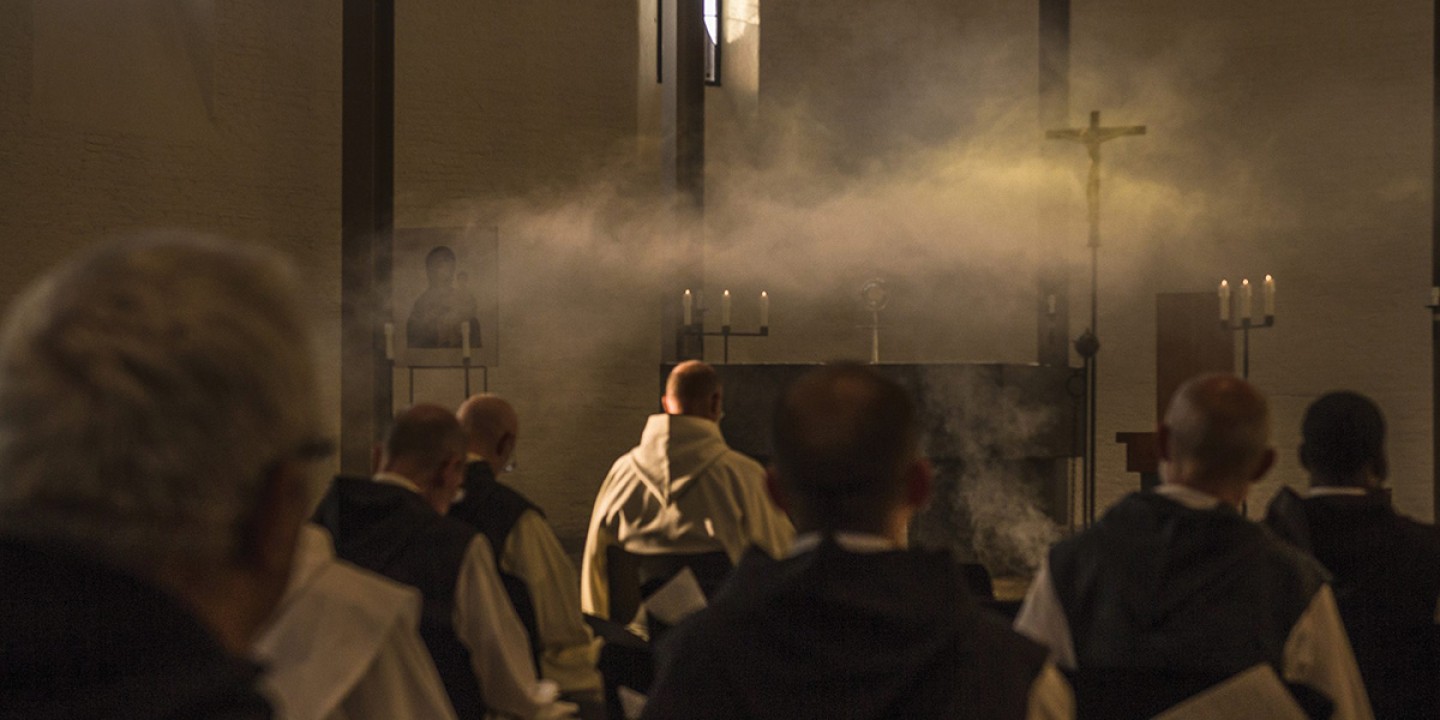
[909,370,1066,577]
[378,2,1376,539]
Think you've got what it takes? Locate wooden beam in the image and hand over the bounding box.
[1432,0,1440,520]
[1037,0,1071,367]
[340,0,395,473]
[661,0,706,361]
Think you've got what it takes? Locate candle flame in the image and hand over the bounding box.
[1220,280,1228,289]
[1265,274,1273,283]
[1242,278,1249,287]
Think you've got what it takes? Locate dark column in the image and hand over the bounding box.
[1432,0,1440,520]
[1037,0,1071,367]
[340,0,395,473]
[660,0,706,362]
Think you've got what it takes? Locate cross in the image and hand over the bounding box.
[1045,108,1146,336]
[1045,109,1145,527]
[1047,110,1147,250]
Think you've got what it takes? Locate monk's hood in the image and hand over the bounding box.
[625,414,731,503]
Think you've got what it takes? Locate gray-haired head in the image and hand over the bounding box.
[1159,373,1275,506]
[0,235,326,573]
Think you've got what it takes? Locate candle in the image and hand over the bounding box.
[683,289,694,325]
[722,290,732,326]
[1240,279,1253,319]
[1263,275,1275,317]
[384,322,395,360]
[1047,294,1057,316]
[1218,280,1230,322]
[461,321,471,360]
[759,291,770,327]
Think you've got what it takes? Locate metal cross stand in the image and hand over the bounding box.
[1047,110,1146,527]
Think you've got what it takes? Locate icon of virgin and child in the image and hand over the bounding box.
[406,245,482,350]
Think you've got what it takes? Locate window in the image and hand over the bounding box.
[656,0,722,86]
[703,0,721,85]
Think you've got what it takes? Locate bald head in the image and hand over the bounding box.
[663,360,722,420]
[380,404,467,512]
[1159,374,1274,504]
[456,393,519,472]
[770,363,927,538]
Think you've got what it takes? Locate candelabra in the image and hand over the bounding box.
[679,289,771,364]
[1217,276,1276,380]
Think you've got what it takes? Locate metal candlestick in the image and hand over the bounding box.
[1219,315,1275,380]
[680,322,769,364]
[1219,277,1277,380]
[860,279,888,365]
[679,292,771,364]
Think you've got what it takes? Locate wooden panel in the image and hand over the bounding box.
[1156,292,1235,422]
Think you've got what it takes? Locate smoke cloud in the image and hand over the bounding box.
[383,3,1335,539]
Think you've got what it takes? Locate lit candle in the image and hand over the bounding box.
[461,321,471,360]
[683,289,694,325]
[722,290,732,326]
[1263,275,1275,317]
[384,322,395,360]
[1218,280,1230,322]
[1241,279,1253,320]
[759,291,770,327]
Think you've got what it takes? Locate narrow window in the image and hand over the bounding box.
[704,0,721,85]
[656,0,722,85]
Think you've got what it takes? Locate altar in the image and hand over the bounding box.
[664,362,1084,573]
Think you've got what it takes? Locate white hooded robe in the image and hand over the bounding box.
[581,414,794,620]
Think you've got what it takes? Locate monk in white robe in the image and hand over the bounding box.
[582,360,793,621]
[253,524,458,720]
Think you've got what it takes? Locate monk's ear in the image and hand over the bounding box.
[764,465,790,514]
[1156,424,1173,463]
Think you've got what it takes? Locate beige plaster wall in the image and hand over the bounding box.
[392,0,643,545]
[0,0,345,434]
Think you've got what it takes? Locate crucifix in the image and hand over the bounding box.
[1046,109,1146,526]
